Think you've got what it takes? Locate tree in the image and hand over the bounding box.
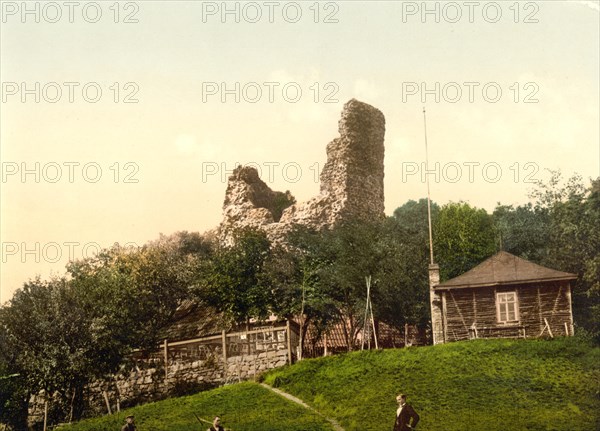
[67,238,197,352]
[434,202,497,280]
[493,172,599,340]
[493,203,549,262]
[275,216,433,353]
[374,217,431,329]
[0,277,115,425]
[196,228,273,326]
[0,323,28,431]
[528,172,600,339]
[391,199,440,325]
[393,198,440,241]
[264,225,339,357]
[0,231,213,427]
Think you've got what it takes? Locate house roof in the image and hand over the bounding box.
[158,299,230,342]
[435,251,577,290]
[159,300,293,343]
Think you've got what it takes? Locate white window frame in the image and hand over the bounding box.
[496,291,519,324]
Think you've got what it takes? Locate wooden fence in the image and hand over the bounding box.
[158,321,297,372]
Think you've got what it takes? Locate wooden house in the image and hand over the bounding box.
[429,251,576,344]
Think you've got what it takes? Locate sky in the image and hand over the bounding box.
[1,0,599,303]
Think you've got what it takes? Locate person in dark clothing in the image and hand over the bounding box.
[121,415,136,431]
[393,394,420,431]
[206,416,224,431]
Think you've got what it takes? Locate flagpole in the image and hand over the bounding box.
[423,107,434,265]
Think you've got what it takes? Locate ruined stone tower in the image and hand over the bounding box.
[219,99,386,244]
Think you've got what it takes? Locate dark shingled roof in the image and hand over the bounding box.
[435,251,577,290]
[158,300,230,342]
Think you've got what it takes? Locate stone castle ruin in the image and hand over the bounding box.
[219,99,386,243]
[28,100,387,426]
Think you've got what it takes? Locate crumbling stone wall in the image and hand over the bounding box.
[219,99,386,244]
[28,349,290,425]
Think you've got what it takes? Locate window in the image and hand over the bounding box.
[496,291,519,323]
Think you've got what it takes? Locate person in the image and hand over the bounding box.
[207,416,224,431]
[393,393,419,431]
[121,415,137,431]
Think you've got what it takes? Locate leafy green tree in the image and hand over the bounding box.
[434,202,497,280]
[263,225,341,356]
[492,203,549,262]
[276,217,433,353]
[72,231,212,350]
[374,217,431,328]
[390,198,440,325]
[196,228,272,326]
[493,172,599,340]
[0,231,213,427]
[528,172,600,339]
[0,324,28,431]
[393,198,440,241]
[0,277,116,424]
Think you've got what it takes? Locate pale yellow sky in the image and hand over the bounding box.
[1,1,599,303]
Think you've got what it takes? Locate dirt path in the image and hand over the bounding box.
[260,383,345,431]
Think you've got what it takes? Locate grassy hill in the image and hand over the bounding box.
[59,382,334,431]
[61,337,599,431]
[263,337,600,431]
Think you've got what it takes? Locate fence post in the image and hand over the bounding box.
[163,339,169,379]
[286,320,292,364]
[43,399,48,431]
[102,391,112,415]
[222,329,228,380]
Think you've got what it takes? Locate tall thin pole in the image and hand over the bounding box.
[362,276,372,351]
[369,296,378,349]
[423,107,434,265]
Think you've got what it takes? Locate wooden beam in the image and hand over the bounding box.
[221,330,227,364]
[566,283,574,335]
[102,391,112,415]
[544,318,554,338]
[441,292,448,343]
[539,318,554,338]
[551,284,563,315]
[472,290,477,322]
[43,399,48,431]
[449,291,469,330]
[286,319,292,364]
[163,339,168,379]
[537,286,543,332]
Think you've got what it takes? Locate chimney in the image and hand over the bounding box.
[428,263,444,344]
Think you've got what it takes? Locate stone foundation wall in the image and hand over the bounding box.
[29,349,290,425]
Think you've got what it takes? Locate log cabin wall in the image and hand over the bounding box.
[440,280,573,342]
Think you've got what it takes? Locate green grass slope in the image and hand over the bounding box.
[263,337,600,431]
[60,382,334,431]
